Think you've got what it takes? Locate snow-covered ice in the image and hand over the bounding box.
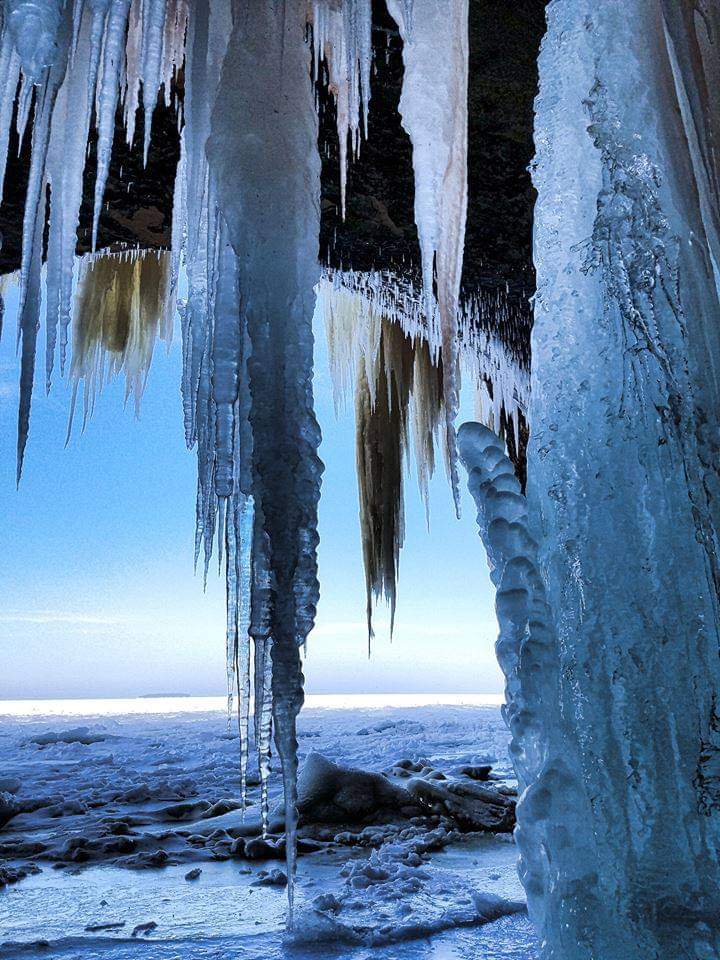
[0,697,537,959]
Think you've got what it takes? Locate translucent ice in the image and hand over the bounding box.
[386,0,468,511]
[527,2,720,956]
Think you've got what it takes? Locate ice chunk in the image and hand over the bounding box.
[5,0,63,80]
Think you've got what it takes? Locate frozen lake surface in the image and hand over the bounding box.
[0,697,538,960]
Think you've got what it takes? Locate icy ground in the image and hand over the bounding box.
[0,698,538,959]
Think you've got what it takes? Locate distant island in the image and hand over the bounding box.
[139,693,193,699]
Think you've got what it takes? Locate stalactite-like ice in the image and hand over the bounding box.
[15,1,71,484]
[0,0,188,478]
[321,276,445,633]
[206,1,323,922]
[0,29,20,201]
[45,4,103,390]
[527,1,720,956]
[68,250,172,430]
[5,0,63,80]
[320,270,528,436]
[0,0,530,931]
[385,0,468,511]
[321,269,528,626]
[310,0,372,218]
[91,0,132,250]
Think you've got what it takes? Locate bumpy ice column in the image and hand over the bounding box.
[529,1,720,956]
[458,423,592,958]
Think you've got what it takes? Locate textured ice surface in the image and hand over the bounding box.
[527,1,720,957]
[458,422,573,957]
[204,2,324,917]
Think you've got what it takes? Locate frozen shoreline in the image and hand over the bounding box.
[0,693,505,717]
[0,701,537,959]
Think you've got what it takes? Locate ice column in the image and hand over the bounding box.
[458,423,592,959]
[207,0,323,923]
[528,1,720,956]
[385,0,468,510]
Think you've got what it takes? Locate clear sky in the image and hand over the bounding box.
[0,281,502,699]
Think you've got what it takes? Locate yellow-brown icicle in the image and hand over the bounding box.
[68,251,172,432]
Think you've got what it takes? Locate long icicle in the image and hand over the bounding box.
[386,0,469,514]
[16,2,72,483]
[206,0,323,924]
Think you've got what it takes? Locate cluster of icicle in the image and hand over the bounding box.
[0,0,478,923]
[322,273,444,636]
[0,0,187,484]
[321,268,529,438]
[176,2,380,923]
[320,268,529,631]
[68,249,172,435]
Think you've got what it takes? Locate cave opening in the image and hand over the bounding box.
[6,2,718,959]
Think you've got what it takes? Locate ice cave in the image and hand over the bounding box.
[0,1,719,958]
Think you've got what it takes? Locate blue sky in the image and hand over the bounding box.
[0,282,502,699]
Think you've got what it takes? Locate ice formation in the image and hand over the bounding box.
[310,0,372,219]
[321,270,529,632]
[526,1,720,957]
[0,0,187,485]
[458,422,588,957]
[68,250,172,431]
[385,0,469,511]
[0,0,528,916]
[0,1,478,897]
[321,269,529,448]
[321,276,443,634]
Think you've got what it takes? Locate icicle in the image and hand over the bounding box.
[386,0,469,514]
[160,1,188,108]
[0,30,20,201]
[15,72,33,145]
[5,0,63,81]
[123,0,141,147]
[324,284,443,636]
[309,0,372,218]
[83,2,110,142]
[211,222,241,499]
[178,0,231,449]
[67,250,171,431]
[355,322,411,637]
[320,265,530,627]
[45,0,105,391]
[15,3,72,483]
[249,518,274,833]
[139,0,167,163]
[226,486,253,805]
[319,269,529,440]
[207,1,323,924]
[91,0,132,251]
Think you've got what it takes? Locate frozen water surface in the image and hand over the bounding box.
[0,699,537,959]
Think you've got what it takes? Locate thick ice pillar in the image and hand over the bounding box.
[529,1,720,957]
